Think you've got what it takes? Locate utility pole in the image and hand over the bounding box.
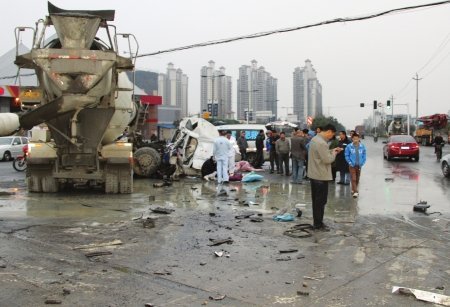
[412,73,422,119]
[390,94,394,118]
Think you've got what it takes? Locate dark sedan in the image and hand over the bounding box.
[383,135,420,162]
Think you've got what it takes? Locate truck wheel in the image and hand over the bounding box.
[133,147,161,177]
[41,176,58,193]
[105,166,119,194]
[118,166,133,194]
[27,171,42,192]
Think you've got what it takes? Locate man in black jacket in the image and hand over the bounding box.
[255,130,265,167]
[336,131,351,184]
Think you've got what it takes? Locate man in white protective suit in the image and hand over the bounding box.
[213,130,232,184]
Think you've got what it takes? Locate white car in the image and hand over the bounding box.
[0,136,28,161]
[441,153,450,178]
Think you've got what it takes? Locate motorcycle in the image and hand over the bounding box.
[13,144,28,172]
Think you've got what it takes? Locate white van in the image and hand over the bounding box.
[217,124,269,165]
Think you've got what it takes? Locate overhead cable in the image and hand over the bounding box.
[137,0,450,58]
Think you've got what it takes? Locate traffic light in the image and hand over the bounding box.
[373,100,377,110]
[386,100,391,109]
[360,103,365,107]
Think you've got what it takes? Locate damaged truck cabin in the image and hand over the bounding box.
[12,2,138,193]
[168,118,219,177]
[132,118,219,179]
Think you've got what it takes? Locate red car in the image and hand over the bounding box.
[383,135,420,162]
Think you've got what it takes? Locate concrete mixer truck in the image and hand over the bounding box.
[0,2,138,193]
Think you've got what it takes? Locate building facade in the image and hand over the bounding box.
[158,63,189,121]
[293,59,322,124]
[237,60,277,123]
[200,61,233,119]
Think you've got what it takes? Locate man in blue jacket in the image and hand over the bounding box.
[344,133,367,198]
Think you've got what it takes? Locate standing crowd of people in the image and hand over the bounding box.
[211,125,367,232]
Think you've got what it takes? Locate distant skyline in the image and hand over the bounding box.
[1,0,450,129]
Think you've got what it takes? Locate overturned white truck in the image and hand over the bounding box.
[2,2,138,193]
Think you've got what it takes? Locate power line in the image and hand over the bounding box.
[417,29,450,73]
[137,0,450,58]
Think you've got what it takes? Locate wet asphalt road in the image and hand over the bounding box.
[0,138,449,306]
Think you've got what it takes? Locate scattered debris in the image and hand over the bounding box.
[235,213,255,219]
[150,207,175,214]
[413,203,430,213]
[229,188,237,192]
[297,255,306,259]
[279,249,298,254]
[273,213,295,222]
[217,189,228,197]
[250,217,264,222]
[44,299,62,304]
[84,251,112,258]
[284,224,314,238]
[385,177,394,182]
[209,294,226,301]
[248,201,259,206]
[295,208,303,217]
[200,262,207,266]
[270,206,279,211]
[191,187,198,190]
[302,282,308,288]
[148,195,156,201]
[214,250,230,258]
[276,256,292,261]
[436,286,445,290]
[132,212,144,221]
[144,303,154,307]
[201,301,208,305]
[74,240,123,250]
[153,181,172,188]
[62,289,71,296]
[392,286,450,306]
[209,212,216,217]
[304,276,322,281]
[143,218,156,229]
[208,238,233,246]
[297,290,309,296]
[153,270,172,276]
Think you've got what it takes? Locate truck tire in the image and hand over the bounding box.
[118,166,133,194]
[105,166,119,194]
[27,173,42,192]
[41,176,58,193]
[133,147,160,177]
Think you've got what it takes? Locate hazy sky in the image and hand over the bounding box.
[2,0,450,129]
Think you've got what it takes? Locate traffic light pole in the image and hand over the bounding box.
[390,95,394,118]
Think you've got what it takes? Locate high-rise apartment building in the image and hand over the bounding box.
[237,60,277,123]
[293,60,322,124]
[200,61,233,119]
[158,63,189,121]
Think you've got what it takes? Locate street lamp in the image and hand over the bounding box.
[239,89,259,124]
[201,74,226,121]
